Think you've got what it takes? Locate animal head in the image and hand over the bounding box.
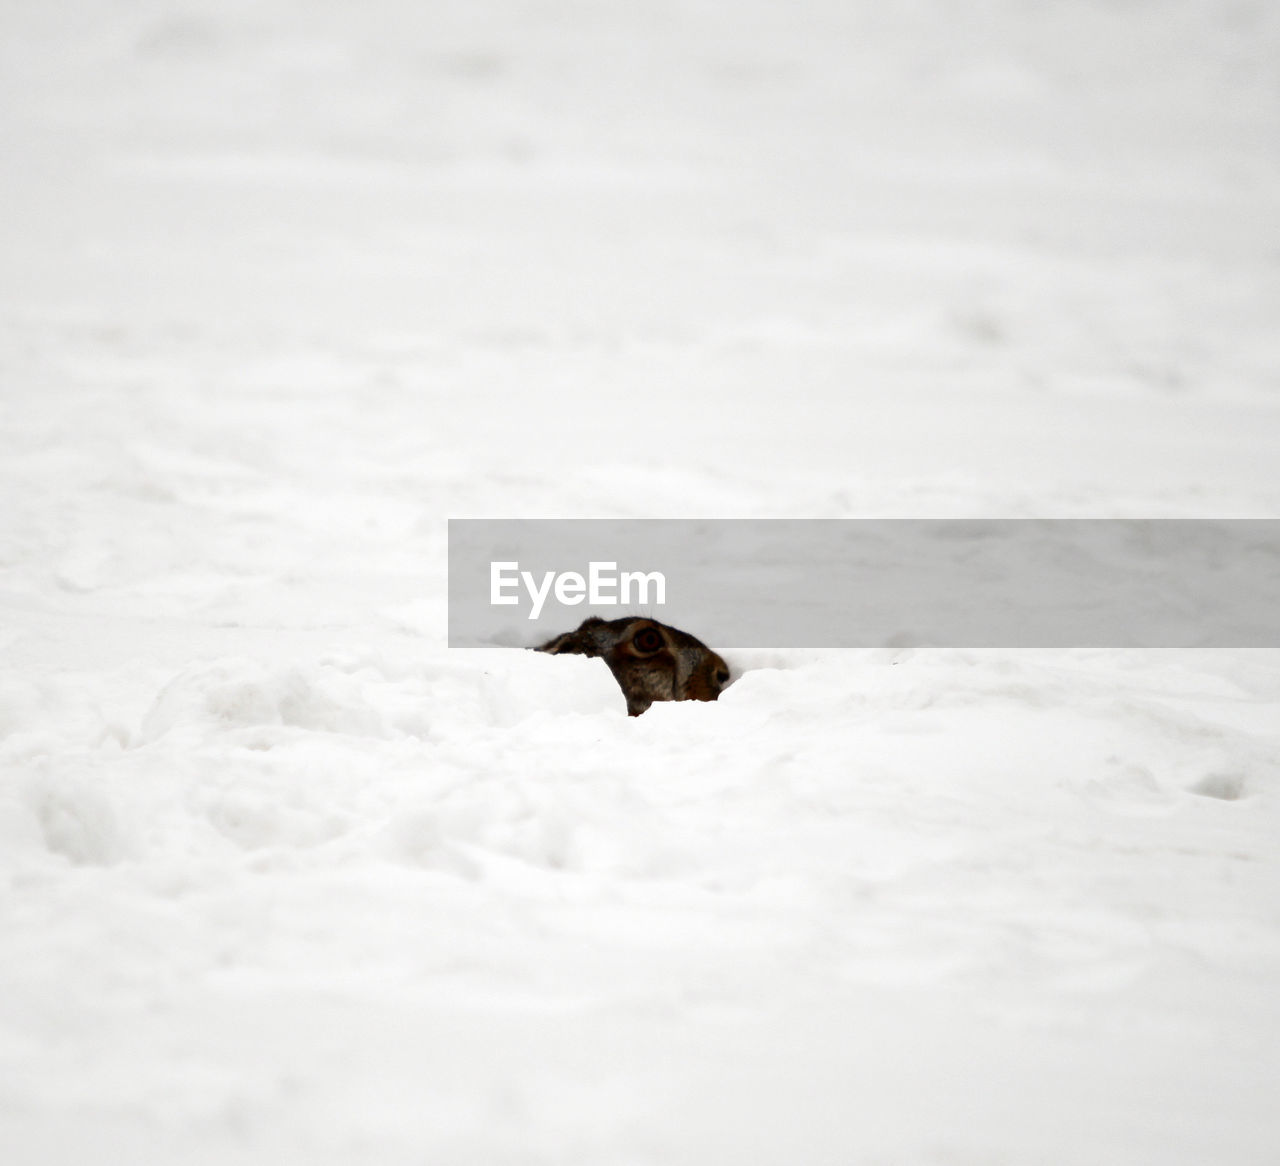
[535,616,730,716]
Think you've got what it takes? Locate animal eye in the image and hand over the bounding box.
[632,627,663,653]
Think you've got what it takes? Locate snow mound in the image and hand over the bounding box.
[138,659,392,744]
[24,769,129,866]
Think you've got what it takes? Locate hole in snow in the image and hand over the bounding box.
[1188,772,1248,801]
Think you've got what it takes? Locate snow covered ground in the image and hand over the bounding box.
[3,1,1280,1162]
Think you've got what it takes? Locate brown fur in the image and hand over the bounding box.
[535,617,730,716]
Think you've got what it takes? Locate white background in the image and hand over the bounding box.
[2,2,1279,1162]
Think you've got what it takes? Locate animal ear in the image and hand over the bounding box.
[534,617,607,657]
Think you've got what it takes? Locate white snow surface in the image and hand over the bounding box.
[3,1,1280,1163]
